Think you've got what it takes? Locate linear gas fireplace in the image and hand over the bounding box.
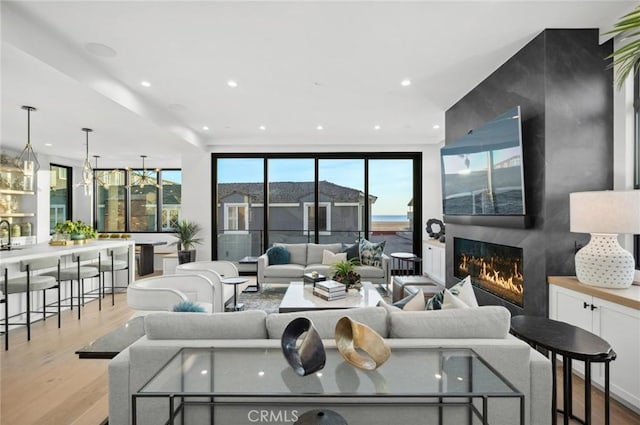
[454,237,524,307]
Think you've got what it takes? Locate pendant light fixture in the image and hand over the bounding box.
[80,128,93,196]
[128,155,160,189]
[17,106,40,191]
[93,155,110,188]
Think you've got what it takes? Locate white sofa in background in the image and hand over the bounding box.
[175,260,249,312]
[109,306,551,425]
[258,243,391,287]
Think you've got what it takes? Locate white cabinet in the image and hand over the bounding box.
[549,282,640,410]
[423,240,445,284]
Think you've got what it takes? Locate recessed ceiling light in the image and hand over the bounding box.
[374,125,381,131]
[85,42,117,58]
[141,81,151,87]
[202,126,209,131]
[433,124,441,130]
[259,125,267,131]
[227,80,238,88]
[401,79,412,87]
[316,125,324,131]
[44,143,52,147]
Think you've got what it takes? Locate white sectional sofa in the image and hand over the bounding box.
[109,306,551,425]
[257,242,391,287]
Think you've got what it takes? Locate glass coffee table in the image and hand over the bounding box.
[133,347,524,425]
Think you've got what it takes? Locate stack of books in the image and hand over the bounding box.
[313,280,346,301]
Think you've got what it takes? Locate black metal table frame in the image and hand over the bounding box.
[510,323,616,425]
[132,347,524,425]
[132,393,524,425]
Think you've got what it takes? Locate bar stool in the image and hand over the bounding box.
[44,251,100,319]
[96,245,131,306]
[1,256,61,349]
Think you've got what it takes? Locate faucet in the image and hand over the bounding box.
[0,220,12,250]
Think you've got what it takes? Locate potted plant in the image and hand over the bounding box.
[54,220,97,241]
[331,258,361,290]
[173,220,202,264]
[607,6,640,89]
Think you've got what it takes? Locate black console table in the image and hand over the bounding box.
[510,315,616,425]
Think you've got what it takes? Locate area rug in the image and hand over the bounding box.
[236,284,391,314]
[237,285,289,313]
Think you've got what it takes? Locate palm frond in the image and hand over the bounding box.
[607,6,640,89]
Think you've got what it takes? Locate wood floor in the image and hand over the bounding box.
[1,292,639,425]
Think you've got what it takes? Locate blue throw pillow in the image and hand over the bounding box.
[266,245,290,265]
[173,301,206,313]
[341,243,361,265]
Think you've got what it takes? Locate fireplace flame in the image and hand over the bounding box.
[459,254,523,296]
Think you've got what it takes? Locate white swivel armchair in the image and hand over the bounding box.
[127,274,215,314]
[175,261,249,312]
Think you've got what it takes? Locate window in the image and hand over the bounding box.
[225,203,249,233]
[213,153,422,260]
[49,164,71,233]
[95,169,126,232]
[304,202,331,235]
[161,170,182,230]
[94,168,181,233]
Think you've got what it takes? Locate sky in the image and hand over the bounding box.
[218,158,413,215]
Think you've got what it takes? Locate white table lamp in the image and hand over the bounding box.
[570,190,640,288]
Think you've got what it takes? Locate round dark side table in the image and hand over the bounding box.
[510,315,616,425]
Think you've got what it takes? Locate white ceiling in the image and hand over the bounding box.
[1,1,636,167]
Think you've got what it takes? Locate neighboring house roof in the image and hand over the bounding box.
[218,181,377,203]
[162,181,181,205]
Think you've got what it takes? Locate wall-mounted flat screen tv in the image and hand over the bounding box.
[441,106,525,218]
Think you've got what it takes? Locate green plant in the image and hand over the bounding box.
[54,220,97,239]
[331,258,361,289]
[173,220,203,251]
[607,6,640,89]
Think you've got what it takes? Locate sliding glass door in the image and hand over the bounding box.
[216,158,264,262]
[267,158,314,245]
[213,153,421,262]
[318,159,365,244]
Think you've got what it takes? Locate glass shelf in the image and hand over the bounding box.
[0,189,35,195]
[0,212,35,218]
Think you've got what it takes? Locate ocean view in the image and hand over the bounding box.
[372,214,409,222]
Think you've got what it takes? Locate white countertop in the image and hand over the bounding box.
[0,239,135,265]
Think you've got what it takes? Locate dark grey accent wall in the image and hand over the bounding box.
[445,29,613,317]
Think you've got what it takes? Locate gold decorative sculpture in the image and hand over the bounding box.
[334,316,390,370]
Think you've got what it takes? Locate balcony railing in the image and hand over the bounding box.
[216,228,414,264]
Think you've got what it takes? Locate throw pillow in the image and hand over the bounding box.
[322,249,347,265]
[426,275,478,310]
[442,289,470,309]
[359,239,385,267]
[377,300,402,313]
[341,243,361,264]
[266,245,290,265]
[393,290,426,311]
[173,301,206,313]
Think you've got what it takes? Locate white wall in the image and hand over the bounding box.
[421,142,443,242]
[180,152,212,261]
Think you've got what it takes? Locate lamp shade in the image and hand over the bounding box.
[570,190,640,234]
